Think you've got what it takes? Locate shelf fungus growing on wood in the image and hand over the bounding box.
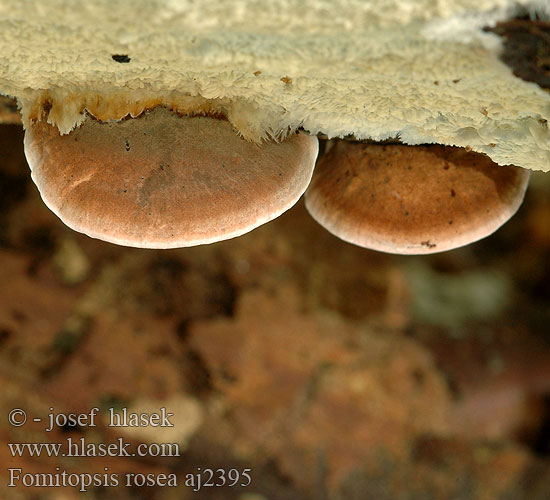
[1,0,549,251]
[305,142,530,254]
[24,107,318,248]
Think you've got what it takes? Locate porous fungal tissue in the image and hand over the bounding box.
[0,0,548,252]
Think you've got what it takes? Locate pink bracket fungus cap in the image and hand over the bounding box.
[305,142,530,255]
[24,107,318,248]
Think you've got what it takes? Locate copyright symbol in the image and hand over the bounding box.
[8,409,27,427]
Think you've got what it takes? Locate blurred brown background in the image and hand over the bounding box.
[0,114,549,500]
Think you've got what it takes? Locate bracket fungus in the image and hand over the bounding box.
[305,142,530,254]
[0,0,548,251]
[24,107,318,248]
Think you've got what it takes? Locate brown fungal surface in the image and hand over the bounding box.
[305,142,530,254]
[24,107,318,248]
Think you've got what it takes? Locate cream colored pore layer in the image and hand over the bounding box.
[0,0,548,171]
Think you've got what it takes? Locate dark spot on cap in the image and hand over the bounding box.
[421,240,436,249]
[450,189,456,197]
[112,54,131,63]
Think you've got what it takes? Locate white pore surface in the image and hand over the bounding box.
[1,0,548,171]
